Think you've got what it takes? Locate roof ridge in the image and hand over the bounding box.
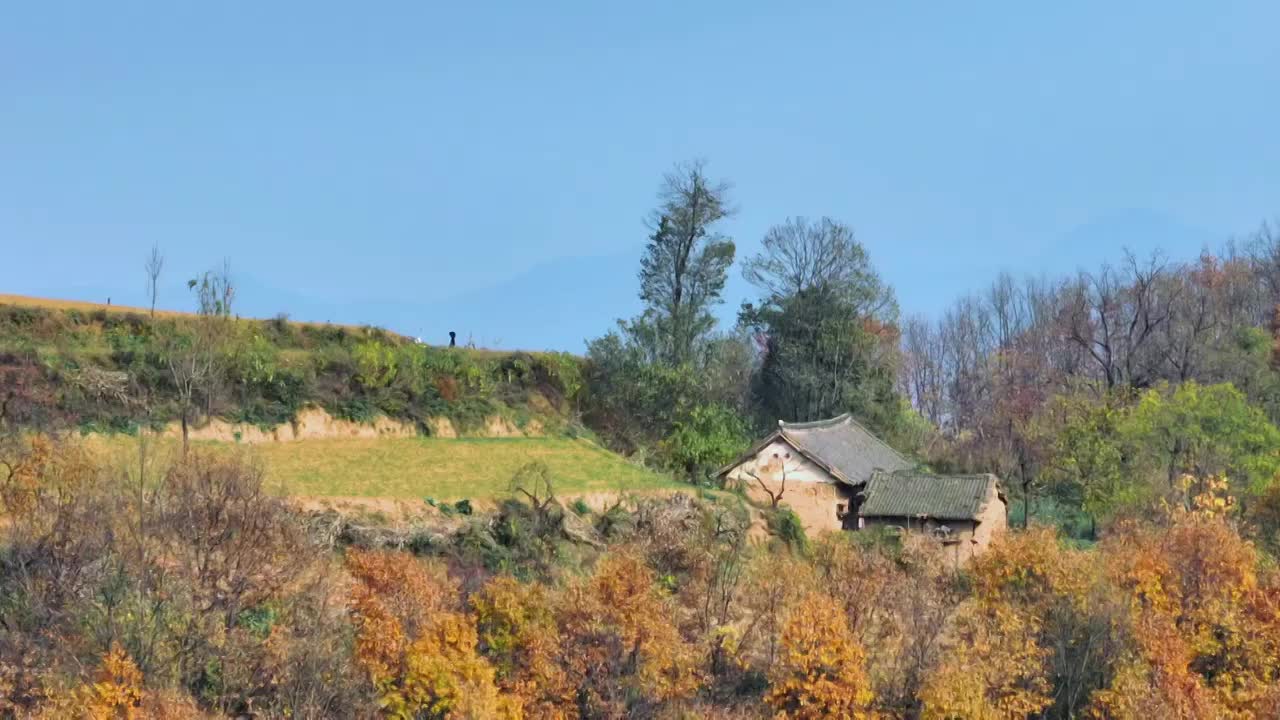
[777,413,852,430]
[886,471,997,480]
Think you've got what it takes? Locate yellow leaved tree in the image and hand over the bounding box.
[346,549,520,719]
[33,646,202,720]
[765,591,874,719]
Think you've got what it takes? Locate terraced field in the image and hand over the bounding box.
[88,434,680,502]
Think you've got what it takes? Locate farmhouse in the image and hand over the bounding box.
[718,414,1006,559]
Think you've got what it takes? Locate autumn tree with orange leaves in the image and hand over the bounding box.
[1095,512,1280,717]
[346,549,521,719]
[765,591,875,719]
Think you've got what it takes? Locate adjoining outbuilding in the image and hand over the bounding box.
[717,413,1007,561]
[857,471,1006,565]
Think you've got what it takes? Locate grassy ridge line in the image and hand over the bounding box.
[0,293,374,333]
[88,435,680,501]
[0,294,576,358]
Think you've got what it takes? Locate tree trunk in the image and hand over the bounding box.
[1019,457,1032,529]
[1022,486,1031,530]
[181,408,190,457]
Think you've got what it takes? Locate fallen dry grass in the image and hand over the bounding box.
[0,293,188,318]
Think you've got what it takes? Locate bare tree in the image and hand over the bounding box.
[742,454,799,509]
[743,216,896,319]
[1062,252,1172,389]
[509,461,557,514]
[168,263,235,456]
[1246,221,1280,308]
[167,342,212,457]
[900,315,945,426]
[144,244,165,317]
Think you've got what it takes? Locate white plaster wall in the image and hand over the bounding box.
[723,438,833,485]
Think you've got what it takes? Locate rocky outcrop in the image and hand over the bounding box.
[155,407,550,444]
[426,417,458,438]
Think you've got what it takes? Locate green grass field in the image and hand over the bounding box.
[90,435,681,501]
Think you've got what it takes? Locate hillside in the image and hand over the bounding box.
[0,296,667,505]
[0,297,583,437]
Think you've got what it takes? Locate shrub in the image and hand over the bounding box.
[352,339,397,389]
[661,403,749,483]
[434,374,459,403]
[766,507,808,552]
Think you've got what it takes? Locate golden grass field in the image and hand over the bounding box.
[0,293,188,318]
[88,434,680,501]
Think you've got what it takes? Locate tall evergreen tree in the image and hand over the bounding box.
[638,161,736,366]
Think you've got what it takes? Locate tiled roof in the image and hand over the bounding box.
[858,471,999,521]
[776,414,913,485]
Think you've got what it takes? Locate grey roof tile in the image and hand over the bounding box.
[858,471,999,521]
[777,413,914,485]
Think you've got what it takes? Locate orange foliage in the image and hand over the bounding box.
[557,551,701,714]
[395,612,521,720]
[32,646,203,720]
[346,549,518,719]
[1,434,96,518]
[1095,515,1280,717]
[920,604,1052,720]
[347,547,459,682]
[740,550,818,674]
[920,530,1081,719]
[968,527,1093,611]
[472,576,576,718]
[765,591,874,719]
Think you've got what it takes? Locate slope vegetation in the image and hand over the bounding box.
[0,297,583,436]
[4,296,687,504]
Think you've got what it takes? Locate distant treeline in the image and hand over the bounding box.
[899,223,1280,538]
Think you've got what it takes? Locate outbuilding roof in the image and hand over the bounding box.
[717,413,913,486]
[858,472,1001,521]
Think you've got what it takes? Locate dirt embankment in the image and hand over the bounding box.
[295,487,771,550]
[157,406,545,444]
[292,488,698,521]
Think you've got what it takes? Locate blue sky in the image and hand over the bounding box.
[3,2,1277,351]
